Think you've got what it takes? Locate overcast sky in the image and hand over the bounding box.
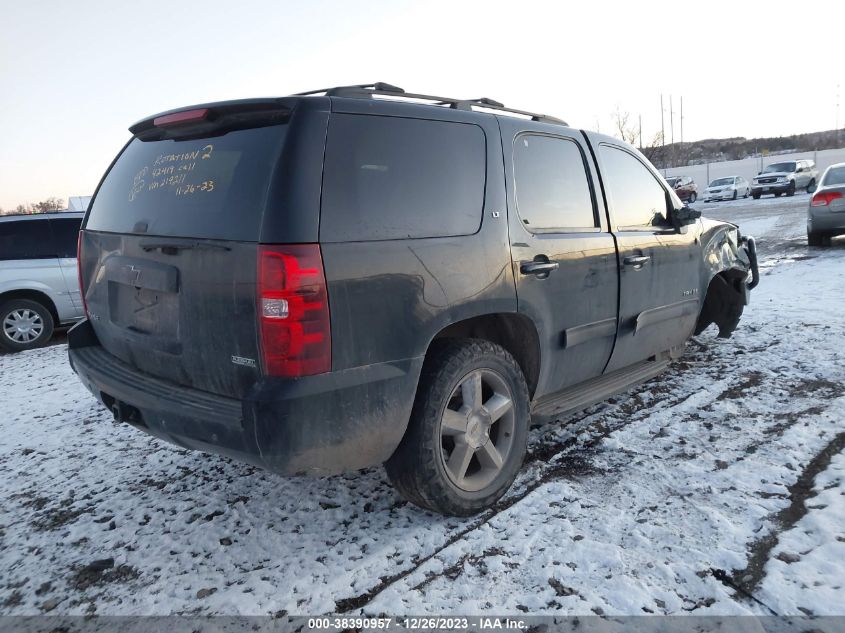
[1,0,843,210]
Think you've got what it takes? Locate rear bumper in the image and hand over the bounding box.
[68,319,423,476]
[808,212,845,233]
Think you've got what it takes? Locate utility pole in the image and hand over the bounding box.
[837,83,841,143]
[680,96,684,145]
[669,95,674,168]
[638,114,642,149]
[660,94,665,168]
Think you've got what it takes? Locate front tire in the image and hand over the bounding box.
[688,192,697,203]
[786,182,795,197]
[732,190,738,200]
[385,339,530,516]
[0,299,54,352]
[752,192,761,199]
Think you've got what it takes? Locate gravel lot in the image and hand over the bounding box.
[1,193,844,616]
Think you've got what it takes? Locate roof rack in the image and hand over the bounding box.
[295,82,567,126]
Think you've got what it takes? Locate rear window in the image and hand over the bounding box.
[86,125,287,241]
[320,114,486,242]
[823,166,845,186]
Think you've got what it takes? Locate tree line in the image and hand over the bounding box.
[0,198,65,215]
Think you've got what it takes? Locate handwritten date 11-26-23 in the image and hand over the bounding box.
[176,180,215,196]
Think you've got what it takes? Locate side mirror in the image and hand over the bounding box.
[757,171,762,175]
[808,182,817,193]
[672,205,701,227]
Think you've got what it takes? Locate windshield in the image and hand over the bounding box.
[823,166,845,187]
[87,125,287,241]
[763,162,796,173]
[710,178,734,187]
[665,177,680,187]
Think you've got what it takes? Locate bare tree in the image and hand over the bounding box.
[640,131,666,166]
[34,197,64,212]
[612,106,639,147]
[612,107,666,166]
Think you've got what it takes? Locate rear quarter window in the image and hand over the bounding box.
[49,217,83,258]
[320,114,486,242]
[86,125,287,241]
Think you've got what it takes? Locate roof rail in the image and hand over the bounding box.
[295,83,567,126]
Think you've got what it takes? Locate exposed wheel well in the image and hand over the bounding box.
[695,270,747,338]
[0,289,60,325]
[430,313,541,397]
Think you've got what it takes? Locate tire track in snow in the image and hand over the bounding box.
[717,431,845,602]
[334,351,738,612]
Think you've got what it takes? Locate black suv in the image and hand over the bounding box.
[69,83,759,516]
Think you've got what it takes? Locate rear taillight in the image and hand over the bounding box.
[811,191,844,206]
[257,244,331,378]
[77,231,89,318]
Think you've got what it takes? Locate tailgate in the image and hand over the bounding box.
[81,231,259,398]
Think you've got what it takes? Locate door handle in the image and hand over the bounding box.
[520,261,559,276]
[623,255,651,268]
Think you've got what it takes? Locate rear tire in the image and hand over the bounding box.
[808,231,823,247]
[385,339,530,516]
[807,178,816,192]
[0,299,54,353]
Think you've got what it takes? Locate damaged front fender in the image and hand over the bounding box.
[696,221,759,338]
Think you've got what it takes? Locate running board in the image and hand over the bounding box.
[531,358,670,422]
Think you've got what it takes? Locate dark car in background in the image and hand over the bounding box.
[665,175,698,203]
[68,83,758,516]
[808,162,845,246]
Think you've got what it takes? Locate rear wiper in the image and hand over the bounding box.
[140,240,231,253]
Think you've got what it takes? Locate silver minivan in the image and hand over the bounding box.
[0,212,84,352]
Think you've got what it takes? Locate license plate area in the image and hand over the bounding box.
[108,281,179,338]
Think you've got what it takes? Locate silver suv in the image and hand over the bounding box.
[751,159,818,199]
[0,212,84,352]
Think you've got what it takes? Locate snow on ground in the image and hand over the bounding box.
[0,196,843,616]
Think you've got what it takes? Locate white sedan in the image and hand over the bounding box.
[703,176,751,202]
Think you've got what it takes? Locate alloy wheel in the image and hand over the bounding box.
[439,368,515,492]
[3,308,44,343]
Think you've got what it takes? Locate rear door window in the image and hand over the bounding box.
[512,134,596,231]
[320,114,486,241]
[0,219,57,260]
[86,125,287,241]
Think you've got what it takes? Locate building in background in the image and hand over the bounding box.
[67,196,92,212]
